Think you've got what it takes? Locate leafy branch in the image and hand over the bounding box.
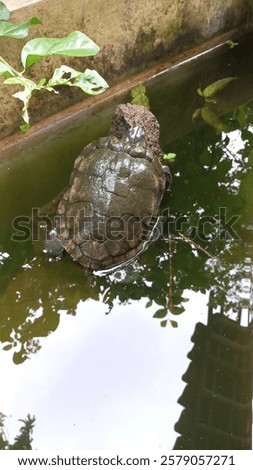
[193,77,237,132]
[0,2,108,132]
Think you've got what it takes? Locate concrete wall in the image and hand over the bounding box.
[0,0,252,139]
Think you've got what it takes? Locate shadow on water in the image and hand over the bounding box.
[0,33,253,449]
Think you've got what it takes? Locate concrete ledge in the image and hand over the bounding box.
[1,27,252,166]
[0,0,252,139]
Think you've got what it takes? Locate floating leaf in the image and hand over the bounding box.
[153,308,167,319]
[163,152,176,160]
[192,107,202,122]
[0,59,14,77]
[0,1,10,20]
[226,40,239,49]
[202,77,237,98]
[21,31,100,68]
[0,17,41,39]
[233,105,247,128]
[197,87,205,97]
[201,106,229,132]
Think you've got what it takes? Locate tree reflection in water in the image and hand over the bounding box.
[0,412,35,450]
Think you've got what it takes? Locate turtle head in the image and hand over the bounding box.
[124,125,146,144]
[110,103,163,162]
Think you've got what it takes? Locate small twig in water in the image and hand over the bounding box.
[168,237,174,312]
[178,232,217,259]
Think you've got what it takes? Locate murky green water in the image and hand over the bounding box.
[0,34,253,450]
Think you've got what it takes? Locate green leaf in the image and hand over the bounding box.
[46,66,108,96]
[145,299,153,308]
[20,123,29,133]
[130,83,150,109]
[163,152,176,161]
[169,320,178,328]
[131,83,146,98]
[21,31,100,69]
[37,77,46,87]
[202,77,237,98]
[4,76,37,131]
[153,308,167,319]
[0,60,14,77]
[226,40,239,49]
[73,69,108,95]
[197,87,205,97]
[233,105,247,128]
[160,320,168,327]
[170,305,185,315]
[13,89,32,124]
[47,65,81,86]
[0,17,41,39]
[0,2,10,20]
[192,107,201,122]
[201,106,229,132]
[4,75,36,89]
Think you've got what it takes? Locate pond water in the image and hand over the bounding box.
[0,33,253,450]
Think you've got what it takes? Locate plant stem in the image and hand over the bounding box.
[0,55,21,76]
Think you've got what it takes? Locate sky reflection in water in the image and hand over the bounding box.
[0,293,208,449]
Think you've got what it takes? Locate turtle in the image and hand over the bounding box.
[46,103,171,272]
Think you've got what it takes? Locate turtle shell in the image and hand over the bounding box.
[56,129,166,271]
